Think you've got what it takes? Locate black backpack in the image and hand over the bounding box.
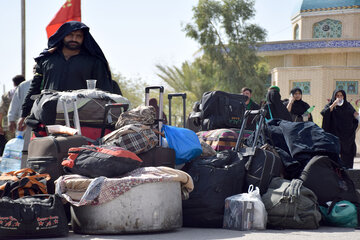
[300,155,359,205]
[189,91,247,131]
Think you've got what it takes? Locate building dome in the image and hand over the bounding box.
[298,0,360,13]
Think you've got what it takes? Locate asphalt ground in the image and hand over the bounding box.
[60,226,360,240]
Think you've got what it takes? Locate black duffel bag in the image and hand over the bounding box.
[189,91,248,131]
[0,194,68,238]
[182,150,246,228]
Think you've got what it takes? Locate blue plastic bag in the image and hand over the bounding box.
[162,125,202,165]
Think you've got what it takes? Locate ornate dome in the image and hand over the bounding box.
[299,0,360,13]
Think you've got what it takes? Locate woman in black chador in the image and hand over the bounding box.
[321,89,359,168]
[264,87,292,122]
[284,87,313,122]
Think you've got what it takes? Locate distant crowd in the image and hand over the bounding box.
[241,85,359,169]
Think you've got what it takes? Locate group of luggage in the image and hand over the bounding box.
[0,87,359,238]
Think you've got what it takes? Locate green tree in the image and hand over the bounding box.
[112,72,145,108]
[183,0,267,98]
[156,56,219,101]
[156,56,223,126]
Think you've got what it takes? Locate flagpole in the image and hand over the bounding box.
[21,0,26,76]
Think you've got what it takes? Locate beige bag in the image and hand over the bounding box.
[115,105,156,129]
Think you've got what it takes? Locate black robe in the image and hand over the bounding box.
[283,87,313,122]
[321,89,358,168]
[22,21,121,118]
[264,89,292,122]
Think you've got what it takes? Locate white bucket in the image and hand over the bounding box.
[71,181,182,234]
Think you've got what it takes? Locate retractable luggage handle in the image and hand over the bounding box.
[168,93,187,127]
[60,98,81,135]
[145,86,164,143]
[234,109,266,151]
[100,103,129,137]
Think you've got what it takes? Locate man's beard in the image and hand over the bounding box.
[63,41,82,50]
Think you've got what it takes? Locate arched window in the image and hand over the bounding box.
[313,19,342,38]
[294,24,299,40]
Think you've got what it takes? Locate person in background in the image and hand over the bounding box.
[8,66,36,132]
[0,75,25,139]
[284,87,313,122]
[241,87,260,131]
[18,21,122,131]
[0,75,25,155]
[264,86,292,122]
[149,98,168,125]
[321,89,359,169]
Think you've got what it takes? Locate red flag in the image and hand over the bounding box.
[46,0,81,38]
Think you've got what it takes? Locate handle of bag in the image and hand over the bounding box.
[59,97,82,135]
[234,109,266,151]
[101,103,129,137]
[168,93,187,127]
[145,86,164,144]
[6,168,38,178]
[152,129,165,138]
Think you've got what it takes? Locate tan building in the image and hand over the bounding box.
[258,0,360,124]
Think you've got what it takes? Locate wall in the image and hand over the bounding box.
[292,11,360,40]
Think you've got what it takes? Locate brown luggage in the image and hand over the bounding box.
[27,135,88,193]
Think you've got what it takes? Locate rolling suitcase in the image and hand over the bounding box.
[182,123,247,228]
[137,86,175,168]
[236,109,284,195]
[27,135,88,194]
[27,98,90,194]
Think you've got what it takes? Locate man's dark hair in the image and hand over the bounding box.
[12,75,25,86]
[241,87,252,93]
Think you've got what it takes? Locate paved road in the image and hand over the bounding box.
[61,226,360,240]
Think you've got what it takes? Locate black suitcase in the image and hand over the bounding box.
[182,150,246,228]
[0,194,69,238]
[26,135,88,193]
[236,109,284,195]
[182,119,247,227]
[138,86,176,168]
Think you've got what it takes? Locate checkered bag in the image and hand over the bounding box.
[102,124,159,154]
[115,106,156,129]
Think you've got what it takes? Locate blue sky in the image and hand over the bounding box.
[0,0,298,92]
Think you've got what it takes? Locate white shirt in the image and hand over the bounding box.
[7,80,32,122]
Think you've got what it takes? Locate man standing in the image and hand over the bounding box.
[8,66,36,133]
[0,75,25,138]
[18,21,122,130]
[241,87,260,131]
[0,75,25,154]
